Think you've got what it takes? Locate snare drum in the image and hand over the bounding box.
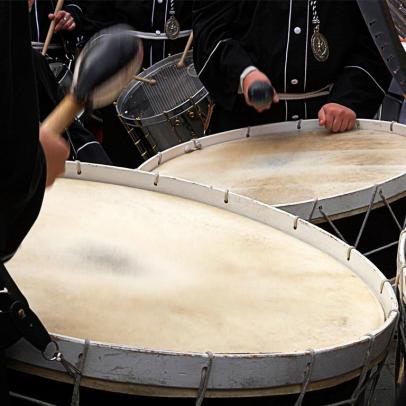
[116,51,213,158]
[139,119,406,277]
[6,163,397,405]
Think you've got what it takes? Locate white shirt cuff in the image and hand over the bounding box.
[238,66,258,94]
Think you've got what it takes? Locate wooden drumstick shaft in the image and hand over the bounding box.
[42,0,65,56]
[41,94,84,135]
[177,32,194,68]
[133,75,157,85]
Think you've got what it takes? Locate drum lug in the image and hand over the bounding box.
[164,112,183,144]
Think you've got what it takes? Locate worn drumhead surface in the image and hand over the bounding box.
[8,179,383,353]
[156,129,406,205]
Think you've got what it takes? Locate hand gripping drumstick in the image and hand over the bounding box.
[42,0,65,56]
[42,25,143,135]
[177,32,194,68]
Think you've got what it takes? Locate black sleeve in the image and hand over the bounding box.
[77,0,118,42]
[326,3,391,118]
[193,0,255,111]
[64,0,85,39]
[0,0,46,260]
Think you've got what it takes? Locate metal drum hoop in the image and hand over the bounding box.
[116,51,208,128]
[6,162,398,401]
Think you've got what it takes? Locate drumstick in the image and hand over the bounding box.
[177,32,193,69]
[133,75,157,86]
[42,26,142,134]
[42,0,65,56]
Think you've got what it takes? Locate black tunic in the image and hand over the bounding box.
[0,0,46,262]
[193,0,392,132]
[79,0,193,67]
[30,0,83,49]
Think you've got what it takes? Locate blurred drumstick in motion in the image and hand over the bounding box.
[177,32,193,68]
[133,75,157,85]
[42,25,143,134]
[42,0,65,55]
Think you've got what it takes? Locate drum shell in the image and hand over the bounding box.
[116,51,210,156]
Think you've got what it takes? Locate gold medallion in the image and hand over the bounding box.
[165,15,180,40]
[311,25,329,62]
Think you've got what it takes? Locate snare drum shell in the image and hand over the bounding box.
[116,52,210,154]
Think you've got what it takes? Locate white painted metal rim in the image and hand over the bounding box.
[6,162,398,392]
[138,119,406,221]
[398,229,406,304]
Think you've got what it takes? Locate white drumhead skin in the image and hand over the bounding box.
[8,178,384,354]
[155,128,406,205]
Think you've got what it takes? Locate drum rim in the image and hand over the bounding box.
[116,51,208,126]
[398,228,406,303]
[31,41,63,51]
[6,163,398,394]
[138,118,406,222]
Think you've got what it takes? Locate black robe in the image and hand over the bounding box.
[0,0,46,262]
[1,1,46,400]
[30,0,83,50]
[193,0,392,132]
[79,0,193,67]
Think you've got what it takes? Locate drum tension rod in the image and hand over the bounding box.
[195,352,214,406]
[224,189,229,204]
[297,119,302,130]
[294,349,315,406]
[75,160,82,175]
[154,173,160,186]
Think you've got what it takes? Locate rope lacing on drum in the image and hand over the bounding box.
[42,340,82,379]
[294,349,316,406]
[308,199,319,222]
[70,339,90,406]
[195,351,214,406]
[321,335,375,406]
[318,206,348,244]
[395,273,406,391]
[313,186,406,261]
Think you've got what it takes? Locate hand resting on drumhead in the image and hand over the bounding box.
[48,10,75,33]
[243,69,279,113]
[39,126,70,187]
[318,103,356,133]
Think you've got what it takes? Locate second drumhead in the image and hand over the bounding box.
[150,126,406,206]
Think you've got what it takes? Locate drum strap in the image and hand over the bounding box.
[0,262,51,351]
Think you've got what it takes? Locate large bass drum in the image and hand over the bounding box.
[139,119,406,278]
[116,51,213,159]
[6,162,397,405]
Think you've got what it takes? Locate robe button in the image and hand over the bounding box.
[156,30,161,35]
[158,0,164,3]
[292,115,299,120]
[291,79,299,85]
[294,27,301,35]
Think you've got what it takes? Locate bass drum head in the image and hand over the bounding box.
[6,164,397,401]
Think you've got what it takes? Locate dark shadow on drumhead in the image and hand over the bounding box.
[8,369,366,406]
